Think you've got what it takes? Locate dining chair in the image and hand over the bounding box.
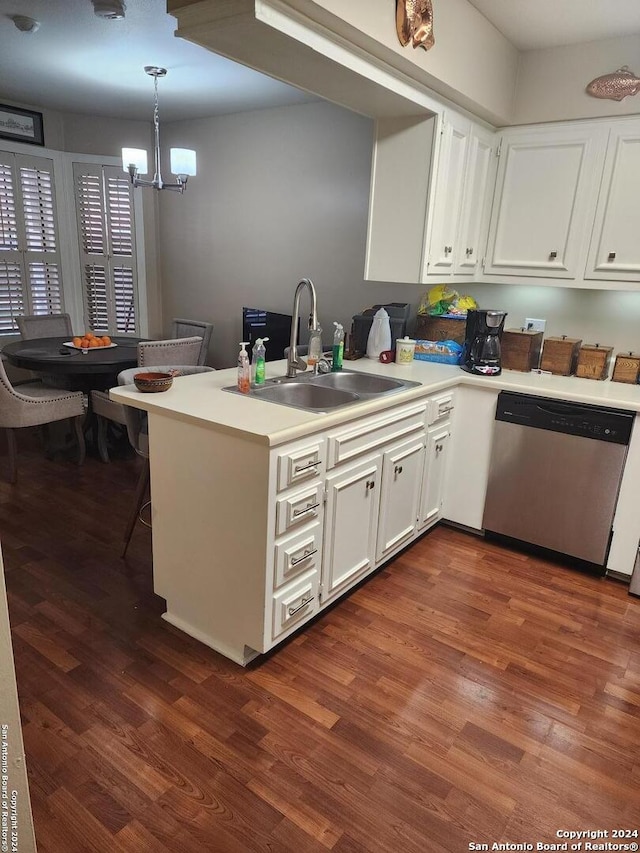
[169,319,213,365]
[0,358,85,483]
[117,365,215,558]
[137,336,204,367]
[16,313,74,340]
[90,336,204,463]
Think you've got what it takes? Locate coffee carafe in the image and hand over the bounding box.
[461,309,507,376]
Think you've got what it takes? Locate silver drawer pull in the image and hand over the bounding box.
[293,502,320,517]
[438,405,454,414]
[290,547,317,567]
[294,461,319,473]
[288,594,314,616]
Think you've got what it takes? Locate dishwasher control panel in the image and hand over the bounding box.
[495,391,634,445]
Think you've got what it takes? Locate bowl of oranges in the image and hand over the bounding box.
[69,333,114,351]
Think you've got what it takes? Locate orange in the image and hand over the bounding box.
[101,336,111,346]
[89,339,100,347]
[72,337,82,348]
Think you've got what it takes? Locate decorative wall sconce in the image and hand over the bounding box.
[122,67,196,193]
[586,66,640,101]
[396,0,435,51]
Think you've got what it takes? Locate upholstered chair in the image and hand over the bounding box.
[117,365,215,557]
[16,313,73,340]
[169,319,213,365]
[90,336,204,463]
[137,336,203,367]
[0,358,85,483]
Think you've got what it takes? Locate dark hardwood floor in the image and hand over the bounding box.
[1,430,639,852]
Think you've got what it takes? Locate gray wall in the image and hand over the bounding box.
[158,101,424,367]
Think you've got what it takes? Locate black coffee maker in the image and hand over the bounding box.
[461,309,507,376]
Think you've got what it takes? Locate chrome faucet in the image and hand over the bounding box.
[286,277,318,378]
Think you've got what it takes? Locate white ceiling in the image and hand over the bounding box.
[1,0,640,122]
[467,0,640,51]
[0,0,313,121]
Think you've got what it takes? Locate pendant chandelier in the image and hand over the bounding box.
[122,66,196,193]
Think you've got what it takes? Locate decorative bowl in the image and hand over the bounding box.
[133,371,174,393]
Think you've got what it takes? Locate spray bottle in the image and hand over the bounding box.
[237,341,250,393]
[332,322,344,372]
[251,336,269,386]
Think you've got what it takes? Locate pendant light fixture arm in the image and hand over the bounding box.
[123,66,196,194]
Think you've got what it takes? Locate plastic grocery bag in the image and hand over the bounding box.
[366,307,392,359]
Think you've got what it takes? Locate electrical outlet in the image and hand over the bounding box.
[524,318,546,333]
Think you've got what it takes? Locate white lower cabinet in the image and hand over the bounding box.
[148,393,453,666]
[377,436,426,561]
[322,455,381,603]
[419,424,451,529]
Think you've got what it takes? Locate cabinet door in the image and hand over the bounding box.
[364,115,436,284]
[377,437,425,561]
[585,120,640,281]
[484,124,608,279]
[419,425,450,529]
[322,456,381,603]
[425,113,469,277]
[453,126,496,276]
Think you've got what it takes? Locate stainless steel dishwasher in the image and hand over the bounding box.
[483,391,634,570]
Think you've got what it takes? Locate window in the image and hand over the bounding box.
[74,162,139,334]
[0,152,63,334]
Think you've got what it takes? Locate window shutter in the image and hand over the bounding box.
[0,152,62,332]
[0,162,18,251]
[74,162,138,334]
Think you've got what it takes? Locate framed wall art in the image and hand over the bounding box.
[0,104,44,146]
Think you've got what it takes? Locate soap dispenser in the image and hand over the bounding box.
[251,336,269,386]
[307,326,323,366]
[237,341,250,393]
[332,322,344,372]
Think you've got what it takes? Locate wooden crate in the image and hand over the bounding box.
[414,314,467,344]
[611,352,640,384]
[576,344,613,381]
[500,329,543,372]
[540,336,582,376]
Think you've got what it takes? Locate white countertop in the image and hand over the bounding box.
[109,358,640,447]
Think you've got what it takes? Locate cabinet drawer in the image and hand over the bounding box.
[276,483,323,535]
[277,442,325,492]
[274,523,321,589]
[326,403,426,469]
[428,391,455,425]
[272,570,319,640]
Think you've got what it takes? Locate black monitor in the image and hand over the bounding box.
[242,307,299,361]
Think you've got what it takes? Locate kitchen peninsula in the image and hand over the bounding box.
[111,360,640,665]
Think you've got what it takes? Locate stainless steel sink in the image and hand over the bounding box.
[222,369,421,413]
[250,382,358,411]
[308,372,406,394]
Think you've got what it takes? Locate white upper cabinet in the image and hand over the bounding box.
[453,125,496,277]
[425,114,496,280]
[585,119,640,281]
[364,115,436,284]
[484,124,608,280]
[424,112,469,277]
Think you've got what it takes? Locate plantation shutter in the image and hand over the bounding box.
[0,152,63,333]
[74,162,138,334]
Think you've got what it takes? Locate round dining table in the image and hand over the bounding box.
[2,336,147,392]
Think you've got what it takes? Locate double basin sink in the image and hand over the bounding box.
[224,369,421,413]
